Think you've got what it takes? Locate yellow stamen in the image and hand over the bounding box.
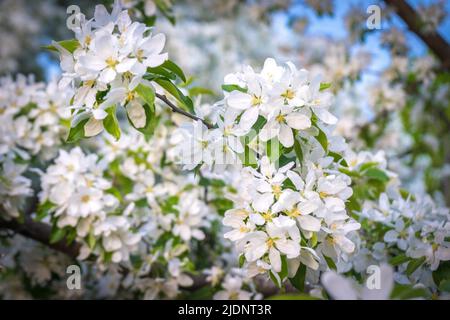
[105,57,118,68]
[251,95,262,106]
[282,89,295,100]
[275,114,285,123]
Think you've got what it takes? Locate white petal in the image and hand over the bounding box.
[144,53,168,68]
[278,124,294,147]
[116,58,137,73]
[298,215,321,232]
[239,107,259,130]
[227,91,252,110]
[314,108,337,125]
[84,117,104,137]
[252,193,274,212]
[142,33,166,54]
[285,113,311,130]
[321,272,358,300]
[269,247,282,273]
[92,108,108,120]
[383,230,398,243]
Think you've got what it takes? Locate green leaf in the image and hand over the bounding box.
[311,232,318,248]
[389,254,412,266]
[293,136,304,163]
[439,280,450,292]
[135,84,155,106]
[279,255,289,280]
[87,232,96,250]
[147,66,176,80]
[433,261,450,287]
[252,115,267,133]
[390,284,430,300]
[266,137,282,163]
[44,39,79,53]
[221,84,247,93]
[323,255,337,271]
[65,229,77,245]
[406,257,426,276]
[189,87,215,96]
[358,161,379,173]
[364,168,390,182]
[161,60,186,83]
[50,228,66,244]
[126,102,158,137]
[319,82,331,91]
[289,263,307,292]
[239,254,245,268]
[329,151,348,167]
[186,286,214,300]
[103,107,121,140]
[311,119,328,153]
[240,145,258,168]
[154,78,194,113]
[268,293,320,300]
[269,270,282,288]
[66,118,88,143]
[35,201,54,221]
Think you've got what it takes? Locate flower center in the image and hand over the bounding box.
[275,114,285,123]
[106,57,119,68]
[262,211,272,222]
[84,35,92,46]
[251,95,262,106]
[81,195,90,203]
[272,184,282,198]
[126,91,135,102]
[288,208,301,217]
[239,226,249,233]
[319,191,328,199]
[282,89,295,100]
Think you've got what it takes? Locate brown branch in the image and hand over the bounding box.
[384,0,450,70]
[0,206,80,259]
[155,93,214,129]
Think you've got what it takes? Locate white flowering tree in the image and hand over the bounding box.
[1,0,450,300]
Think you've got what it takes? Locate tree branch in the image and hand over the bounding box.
[155,93,214,129]
[0,206,80,259]
[384,0,450,70]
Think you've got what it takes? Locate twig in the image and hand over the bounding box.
[155,93,214,129]
[384,0,450,70]
[0,211,80,259]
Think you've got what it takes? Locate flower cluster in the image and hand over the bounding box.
[358,188,450,284]
[0,75,70,221]
[172,58,360,286]
[39,147,141,263]
[54,1,168,137]
[0,75,71,160]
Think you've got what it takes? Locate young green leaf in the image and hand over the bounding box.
[289,263,307,292]
[135,84,155,106]
[323,255,337,271]
[221,84,248,93]
[44,39,79,53]
[103,107,121,140]
[66,118,89,143]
